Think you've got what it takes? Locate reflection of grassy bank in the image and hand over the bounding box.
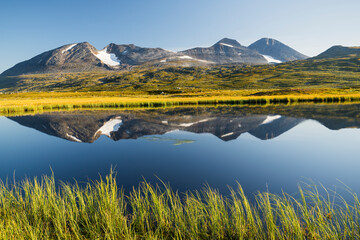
[141,136,195,146]
[2,90,360,115]
[0,172,359,239]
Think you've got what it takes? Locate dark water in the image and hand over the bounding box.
[1,104,360,197]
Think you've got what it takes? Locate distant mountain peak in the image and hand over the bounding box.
[248,38,308,62]
[215,38,242,48]
[261,38,278,46]
[314,45,360,59]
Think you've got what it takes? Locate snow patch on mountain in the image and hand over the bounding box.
[221,132,234,138]
[96,117,123,137]
[66,133,82,142]
[262,55,282,63]
[220,43,234,48]
[93,48,121,66]
[261,115,281,125]
[61,44,77,54]
[178,55,193,59]
[178,118,213,127]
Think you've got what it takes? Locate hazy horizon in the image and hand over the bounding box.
[1,0,360,73]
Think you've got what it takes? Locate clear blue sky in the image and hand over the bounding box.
[1,0,359,73]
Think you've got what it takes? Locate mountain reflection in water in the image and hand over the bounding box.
[7,104,360,143]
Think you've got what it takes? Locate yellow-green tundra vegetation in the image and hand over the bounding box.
[0,54,359,114]
[0,54,360,114]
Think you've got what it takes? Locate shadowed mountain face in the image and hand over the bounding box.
[248,116,304,140]
[181,38,268,65]
[1,42,107,76]
[9,104,360,144]
[106,43,179,65]
[248,38,308,62]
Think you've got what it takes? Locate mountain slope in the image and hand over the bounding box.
[1,42,110,76]
[181,38,268,65]
[248,38,308,62]
[314,45,360,59]
[106,43,179,65]
[0,42,215,76]
[248,116,304,140]
[1,42,189,76]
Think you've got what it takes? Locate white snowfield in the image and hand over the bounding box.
[61,44,77,54]
[221,132,234,138]
[93,48,121,66]
[192,58,214,63]
[95,117,123,137]
[261,115,281,125]
[179,55,215,64]
[262,55,282,64]
[161,55,214,64]
[178,118,213,127]
[178,55,193,59]
[220,43,234,48]
[66,133,82,143]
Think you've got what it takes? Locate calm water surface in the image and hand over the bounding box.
[1,104,360,197]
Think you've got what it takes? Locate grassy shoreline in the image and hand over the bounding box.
[2,90,360,115]
[0,172,359,239]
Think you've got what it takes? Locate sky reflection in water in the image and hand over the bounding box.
[0,105,360,198]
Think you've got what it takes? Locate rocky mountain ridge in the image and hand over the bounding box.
[1,37,310,76]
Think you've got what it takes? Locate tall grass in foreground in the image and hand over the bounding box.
[0,173,359,239]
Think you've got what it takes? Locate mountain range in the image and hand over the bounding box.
[0,37,308,76]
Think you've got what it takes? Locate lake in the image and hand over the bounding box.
[1,104,360,198]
